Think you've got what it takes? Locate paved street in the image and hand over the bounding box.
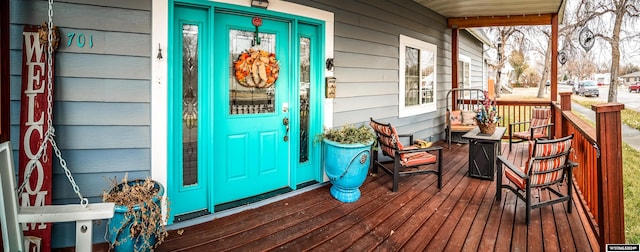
[508,85,640,152]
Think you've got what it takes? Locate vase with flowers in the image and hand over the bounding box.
[474,91,500,135]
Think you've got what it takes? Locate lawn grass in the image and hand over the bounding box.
[572,99,640,131]
[622,143,640,244]
[571,100,640,243]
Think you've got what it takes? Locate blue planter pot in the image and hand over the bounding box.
[106,179,164,252]
[323,139,373,202]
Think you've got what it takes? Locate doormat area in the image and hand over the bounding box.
[214,187,293,212]
[213,181,319,212]
[174,209,210,223]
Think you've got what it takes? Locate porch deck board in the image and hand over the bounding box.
[156,142,595,252]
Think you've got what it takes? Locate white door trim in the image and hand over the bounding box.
[150,0,334,222]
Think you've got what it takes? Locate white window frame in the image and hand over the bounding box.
[398,35,437,118]
[458,54,471,89]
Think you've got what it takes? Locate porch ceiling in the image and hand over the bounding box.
[414,0,566,26]
[414,0,565,18]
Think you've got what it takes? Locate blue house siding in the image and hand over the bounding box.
[287,0,485,142]
[9,0,151,247]
[459,29,486,90]
[7,0,487,248]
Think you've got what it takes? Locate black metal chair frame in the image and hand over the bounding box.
[370,118,442,192]
[497,135,578,225]
[508,108,553,152]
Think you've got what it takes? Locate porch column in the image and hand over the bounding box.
[452,28,459,90]
[550,14,558,102]
[451,28,459,109]
[593,103,625,246]
[558,92,572,138]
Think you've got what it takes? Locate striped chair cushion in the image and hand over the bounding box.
[399,146,437,166]
[505,167,527,190]
[506,138,572,189]
[369,121,404,157]
[512,131,547,140]
[529,108,551,136]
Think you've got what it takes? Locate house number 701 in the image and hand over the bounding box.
[67,33,93,48]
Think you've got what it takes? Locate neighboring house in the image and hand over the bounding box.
[593,73,611,85]
[457,28,491,91]
[6,0,491,247]
[621,71,640,85]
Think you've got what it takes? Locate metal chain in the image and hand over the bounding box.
[51,135,88,206]
[17,0,88,207]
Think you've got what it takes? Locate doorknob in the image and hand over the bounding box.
[283,117,290,142]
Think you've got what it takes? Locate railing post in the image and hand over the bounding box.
[593,103,625,247]
[559,92,572,138]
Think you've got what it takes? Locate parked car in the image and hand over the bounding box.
[575,80,600,97]
[629,82,640,93]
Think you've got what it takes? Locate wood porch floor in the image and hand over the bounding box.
[157,141,595,252]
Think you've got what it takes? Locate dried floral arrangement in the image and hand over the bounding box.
[103,175,169,250]
[475,90,500,124]
[319,124,376,145]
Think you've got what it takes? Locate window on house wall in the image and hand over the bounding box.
[458,54,470,89]
[399,35,437,117]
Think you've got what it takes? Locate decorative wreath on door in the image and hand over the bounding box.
[234,48,280,88]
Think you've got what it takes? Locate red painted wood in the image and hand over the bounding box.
[593,104,626,246]
[551,14,558,102]
[18,25,53,252]
[56,143,598,252]
[448,14,553,28]
[452,28,458,90]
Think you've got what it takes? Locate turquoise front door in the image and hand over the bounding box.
[212,12,291,205]
[169,2,325,222]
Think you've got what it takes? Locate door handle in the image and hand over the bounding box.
[283,117,290,142]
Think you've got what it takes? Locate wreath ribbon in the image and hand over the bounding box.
[233,48,279,88]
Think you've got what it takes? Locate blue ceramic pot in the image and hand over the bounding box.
[106,179,164,252]
[323,139,373,202]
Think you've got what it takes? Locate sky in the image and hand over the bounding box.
[563,0,640,67]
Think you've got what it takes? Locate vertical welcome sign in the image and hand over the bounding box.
[18,25,54,252]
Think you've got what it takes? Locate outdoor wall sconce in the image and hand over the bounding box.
[251,0,269,9]
[156,43,163,60]
[326,58,334,71]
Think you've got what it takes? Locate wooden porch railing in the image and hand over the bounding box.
[450,98,553,130]
[557,92,625,250]
[494,93,625,251]
[494,100,553,131]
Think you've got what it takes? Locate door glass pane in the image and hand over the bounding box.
[405,46,419,106]
[299,37,310,163]
[229,29,276,115]
[182,24,199,186]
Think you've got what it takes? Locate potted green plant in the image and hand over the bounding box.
[103,176,169,252]
[319,124,376,202]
